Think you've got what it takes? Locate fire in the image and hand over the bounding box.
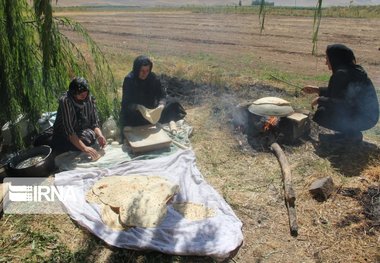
[263,116,279,132]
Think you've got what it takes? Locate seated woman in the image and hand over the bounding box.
[119,55,186,127]
[52,77,106,160]
[302,44,379,142]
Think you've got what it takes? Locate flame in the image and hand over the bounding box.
[263,116,279,132]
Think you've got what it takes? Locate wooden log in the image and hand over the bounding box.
[270,142,298,236]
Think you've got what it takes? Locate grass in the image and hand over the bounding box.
[106,49,380,141]
[54,5,380,19]
[0,215,216,262]
[189,5,380,19]
[106,49,328,94]
[2,7,380,263]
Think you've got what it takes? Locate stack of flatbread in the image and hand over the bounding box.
[86,175,179,230]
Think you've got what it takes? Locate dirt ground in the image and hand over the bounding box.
[1,10,379,263]
[57,10,380,87]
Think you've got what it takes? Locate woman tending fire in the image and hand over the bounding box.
[302,44,379,143]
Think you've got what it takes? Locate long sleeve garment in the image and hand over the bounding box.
[52,93,100,153]
[53,93,99,137]
[120,72,166,126]
[314,65,379,132]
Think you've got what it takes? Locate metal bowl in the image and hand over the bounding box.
[6,145,55,177]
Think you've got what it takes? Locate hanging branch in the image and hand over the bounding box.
[0,0,41,147]
[312,0,323,55]
[55,17,118,122]
[0,0,118,149]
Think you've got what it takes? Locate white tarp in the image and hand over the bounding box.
[54,149,243,261]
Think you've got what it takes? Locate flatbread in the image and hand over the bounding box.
[118,180,178,228]
[97,176,167,208]
[252,97,291,106]
[173,202,216,221]
[100,204,126,231]
[85,188,102,204]
[137,104,164,124]
[92,176,123,197]
[87,175,179,228]
[119,189,169,228]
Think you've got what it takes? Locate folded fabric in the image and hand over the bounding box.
[137,104,164,124]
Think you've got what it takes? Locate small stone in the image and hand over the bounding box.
[309,176,335,201]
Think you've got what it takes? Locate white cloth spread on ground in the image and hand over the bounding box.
[54,150,243,261]
[54,120,192,171]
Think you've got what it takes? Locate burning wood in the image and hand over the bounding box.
[232,99,303,236]
[263,116,279,132]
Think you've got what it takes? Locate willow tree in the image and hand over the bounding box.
[0,0,118,148]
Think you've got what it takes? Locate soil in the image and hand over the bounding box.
[58,10,380,87]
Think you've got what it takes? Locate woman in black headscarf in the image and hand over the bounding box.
[52,77,106,160]
[303,44,379,142]
[120,55,186,127]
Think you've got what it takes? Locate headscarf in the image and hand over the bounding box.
[67,77,91,130]
[132,55,153,79]
[326,44,356,72]
[68,77,90,98]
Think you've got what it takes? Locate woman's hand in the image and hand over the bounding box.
[97,135,107,148]
[302,85,319,94]
[94,127,106,148]
[83,146,101,160]
[311,97,319,109]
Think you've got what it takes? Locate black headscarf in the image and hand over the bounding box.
[326,44,356,72]
[132,55,153,79]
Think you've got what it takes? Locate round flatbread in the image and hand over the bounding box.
[100,204,127,231]
[248,97,294,117]
[173,202,216,221]
[92,176,124,196]
[96,176,176,208]
[252,97,291,106]
[85,188,102,204]
[119,191,168,228]
[88,175,178,228]
[137,104,164,124]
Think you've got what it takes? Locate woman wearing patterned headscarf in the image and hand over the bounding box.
[52,77,106,159]
[302,44,379,143]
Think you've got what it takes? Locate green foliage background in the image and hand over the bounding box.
[0,0,118,148]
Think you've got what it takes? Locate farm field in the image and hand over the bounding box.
[1,8,379,263]
[56,9,380,88]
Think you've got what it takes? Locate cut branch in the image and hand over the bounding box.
[270,142,298,237]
